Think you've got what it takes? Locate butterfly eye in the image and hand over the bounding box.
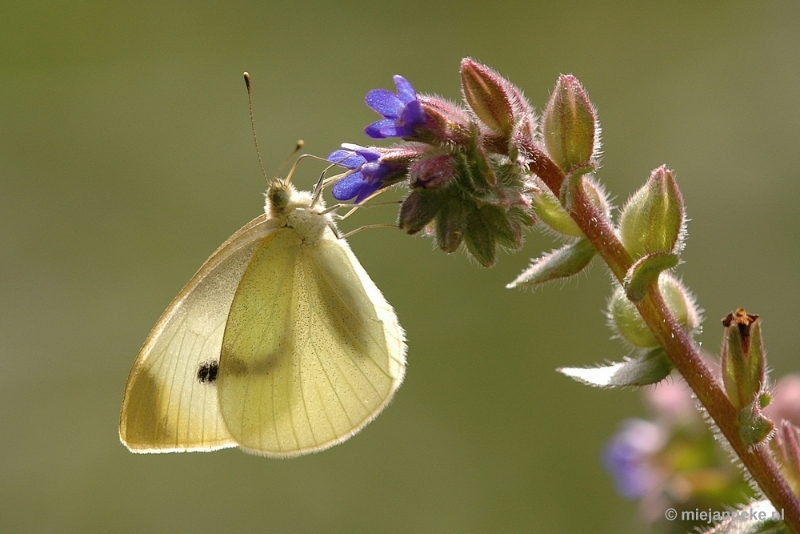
[268,186,290,211]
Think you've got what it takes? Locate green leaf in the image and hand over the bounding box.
[398,189,443,234]
[624,252,680,302]
[558,163,594,211]
[558,348,672,388]
[506,239,596,289]
[533,175,610,238]
[435,195,468,253]
[464,205,498,267]
[738,404,774,447]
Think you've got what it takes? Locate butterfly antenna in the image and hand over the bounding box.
[243,72,269,182]
[244,73,305,185]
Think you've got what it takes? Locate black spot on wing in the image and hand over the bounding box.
[197,361,219,384]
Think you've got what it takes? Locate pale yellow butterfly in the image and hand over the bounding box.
[119,160,406,457]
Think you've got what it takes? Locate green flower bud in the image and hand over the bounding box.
[435,195,468,253]
[542,74,597,173]
[533,175,610,238]
[618,166,685,260]
[609,274,699,349]
[462,126,497,190]
[721,308,767,411]
[533,186,581,236]
[464,204,518,267]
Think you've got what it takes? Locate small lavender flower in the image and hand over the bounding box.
[328,144,408,203]
[603,419,664,499]
[365,75,427,139]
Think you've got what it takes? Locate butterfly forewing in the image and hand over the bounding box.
[120,215,272,452]
[217,226,405,456]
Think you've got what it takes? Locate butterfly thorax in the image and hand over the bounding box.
[265,180,334,246]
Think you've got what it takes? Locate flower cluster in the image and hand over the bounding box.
[327,60,562,267]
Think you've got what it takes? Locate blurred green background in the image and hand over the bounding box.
[2,1,800,532]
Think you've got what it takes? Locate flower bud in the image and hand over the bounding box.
[609,274,699,349]
[719,309,773,445]
[460,58,520,138]
[533,175,610,238]
[619,166,684,260]
[542,75,597,173]
[462,127,498,190]
[416,94,472,147]
[464,204,521,267]
[721,308,766,410]
[532,186,580,237]
[409,153,458,190]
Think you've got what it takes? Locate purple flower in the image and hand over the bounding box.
[328,144,397,203]
[365,75,427,139]
[602,419,664,499]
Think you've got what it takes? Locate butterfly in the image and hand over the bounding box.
[120,171,406,457]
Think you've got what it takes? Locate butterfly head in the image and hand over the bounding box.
[267,179,291,212]
[265,179,316,220]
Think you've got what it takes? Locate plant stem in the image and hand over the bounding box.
[638,284,800,532]
[528,155,800,533]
